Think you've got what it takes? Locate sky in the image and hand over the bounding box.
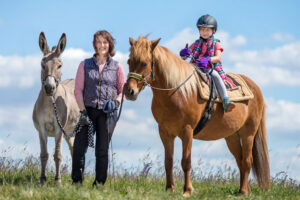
[1,0,300,181]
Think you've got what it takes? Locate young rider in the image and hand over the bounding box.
[180,14,235,112]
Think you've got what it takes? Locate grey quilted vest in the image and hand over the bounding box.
[83,55,119,109]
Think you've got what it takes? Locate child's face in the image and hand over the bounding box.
[199,27,213,39]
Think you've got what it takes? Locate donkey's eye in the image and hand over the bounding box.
[58,65,62,69]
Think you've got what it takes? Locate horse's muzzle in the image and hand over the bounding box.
[124,82,139,101]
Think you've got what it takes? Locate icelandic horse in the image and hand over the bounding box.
[124,36,270,196]
[32,32,80,185]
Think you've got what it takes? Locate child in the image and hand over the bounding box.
[180,14,235,112]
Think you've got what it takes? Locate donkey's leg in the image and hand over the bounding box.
[159,126,175,192]
[179,125,194,197]
[39,131,48,185]
[65,136,74,158]
[239,132,255,195]
[54,132,63,185]
[225,132,243,191]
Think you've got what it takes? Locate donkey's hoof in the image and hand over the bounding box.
[40,177,47,185]
[55,178,62,186]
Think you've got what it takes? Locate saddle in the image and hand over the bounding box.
[196,69,254,103]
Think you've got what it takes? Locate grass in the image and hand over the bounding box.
[0,155,300,200]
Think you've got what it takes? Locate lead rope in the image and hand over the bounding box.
[106,90,125,189]
[50,96,95,147]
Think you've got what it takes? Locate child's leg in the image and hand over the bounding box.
[210,70,235,112]
[210,70,228,100]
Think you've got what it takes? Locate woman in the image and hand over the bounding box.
[72,30,125,186]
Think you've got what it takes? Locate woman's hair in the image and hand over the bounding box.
[93,30,115,57]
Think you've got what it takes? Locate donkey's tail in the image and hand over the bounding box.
[252,103,270,189]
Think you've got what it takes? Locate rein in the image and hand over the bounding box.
[127,61,196,91]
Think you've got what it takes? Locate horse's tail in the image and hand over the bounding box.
[252,103,270,189]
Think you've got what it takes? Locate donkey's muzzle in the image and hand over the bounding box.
[44,84,56,96]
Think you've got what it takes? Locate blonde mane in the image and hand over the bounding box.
[153,46,199,99]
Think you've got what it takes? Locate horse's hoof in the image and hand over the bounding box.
[238,189,249,196]
[182,187,193,197]
[166,185,175,192]
[40,177,46,185]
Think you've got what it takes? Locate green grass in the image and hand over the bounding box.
[0,156,299,200]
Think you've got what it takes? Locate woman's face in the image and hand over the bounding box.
[94,36,109,56]
[199,27,213,39]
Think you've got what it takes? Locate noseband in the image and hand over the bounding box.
[42,75,60,87]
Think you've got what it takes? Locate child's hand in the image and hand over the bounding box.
[198,57,211,69]
[179,44,191,57]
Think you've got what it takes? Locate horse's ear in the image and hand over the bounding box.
[151,38,161,51]
[55,33,67,56]
[39,32,50,55]
[129,37,136,46]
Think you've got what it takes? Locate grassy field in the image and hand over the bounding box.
[1,155,299,200]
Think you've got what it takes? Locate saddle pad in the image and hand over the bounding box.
[198,72,254,103]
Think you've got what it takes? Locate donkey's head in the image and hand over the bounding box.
[124,36,160,100]
[39,32,66,96]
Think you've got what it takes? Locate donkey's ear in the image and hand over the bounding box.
[55,33,67,56]
[129,37,136,46]
[39,32,50,55]
[151,38,161,51]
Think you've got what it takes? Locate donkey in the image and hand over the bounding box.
[32,32,80,185]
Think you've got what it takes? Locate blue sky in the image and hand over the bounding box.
[1,0,300,181]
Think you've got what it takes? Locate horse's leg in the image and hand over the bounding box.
[179,125,194,197]
[159,126,175,192]
[225,132,243,191]
[39,131,48,185]
[54,132,63,186]
[239,132,255,195]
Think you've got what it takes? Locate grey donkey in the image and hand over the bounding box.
[33,32,80,185]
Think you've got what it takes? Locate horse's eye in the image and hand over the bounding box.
[142,62,147,67]
[58,65,62,69]
[127,59,130,65]
[41,65,45,70]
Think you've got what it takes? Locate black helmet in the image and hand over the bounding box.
[196,14,218,32]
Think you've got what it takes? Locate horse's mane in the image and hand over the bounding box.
[153,45,199,99]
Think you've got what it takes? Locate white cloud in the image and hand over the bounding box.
[271,33,295,42]
[266,98,300,131]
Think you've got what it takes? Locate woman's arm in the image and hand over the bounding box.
[74,61,86,111]
[116,63,126,103]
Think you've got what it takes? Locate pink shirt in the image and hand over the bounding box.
[74,61,126,102]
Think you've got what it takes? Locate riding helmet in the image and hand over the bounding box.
[196,14,218,32]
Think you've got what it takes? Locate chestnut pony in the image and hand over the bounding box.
[124,36,270,196]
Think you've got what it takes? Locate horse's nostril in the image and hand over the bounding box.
[129,89,134,96]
